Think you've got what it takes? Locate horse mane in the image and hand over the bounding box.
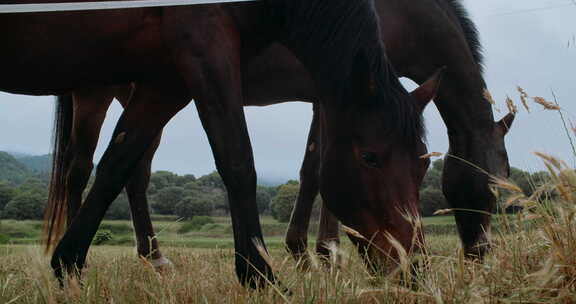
[442,0,484,72]
[267,0,423,142]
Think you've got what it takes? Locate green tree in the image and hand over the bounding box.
[175,174,196,187]
[18,177,48,196]
[0,182,16,211]
[181,177,229,215]
[196,171,225,190]
[260,184,279,200]
[146,182,157,196]
[509,167,532,195]
[211,191,229,214]
[421,159,443,190]
[175,196,213,219]
[0,152,31,185]
[432,159,444,171]
[105,191,131,220]
[150,171,179,193]
[419,187,448,217]
[151,186,185,215]
[256,186,272,214]
[182,181,204,196]
[271,183,299,223]
[2,192,45,220]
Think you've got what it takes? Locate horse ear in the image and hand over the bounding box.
[497,112,516,136]
[410,67,446,112]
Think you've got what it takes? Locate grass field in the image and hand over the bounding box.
[0,235,464,304]
[1,200,575,303]
[0,215,461,249]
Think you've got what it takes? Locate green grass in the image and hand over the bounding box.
[422,215,455,225]
[0,215,460,248]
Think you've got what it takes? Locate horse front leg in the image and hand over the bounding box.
[193,68,277,289]
[163,7,280,289]
[50,82,190,281]
[285,104,320,267]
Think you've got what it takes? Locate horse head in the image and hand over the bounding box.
[319,68,444,273]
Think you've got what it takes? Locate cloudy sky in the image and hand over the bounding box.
[0,0,575,182]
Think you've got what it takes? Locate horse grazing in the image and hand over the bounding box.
[286,0,516,262]
[46,0,514,271]
[4,0,437,287]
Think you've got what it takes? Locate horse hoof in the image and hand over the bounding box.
[464,242,491,260]
[150,257,174,273]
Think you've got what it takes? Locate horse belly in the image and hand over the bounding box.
[0,9,171,95]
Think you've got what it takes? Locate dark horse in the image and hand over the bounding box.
[286,0,516,261]
[45,0,514,270]
[4,0,438,286]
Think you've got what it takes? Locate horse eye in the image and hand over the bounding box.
[361,152,379,168]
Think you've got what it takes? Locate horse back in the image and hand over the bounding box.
[0,8,171,94]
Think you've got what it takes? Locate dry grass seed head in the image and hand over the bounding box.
[517,86,531,112]
[533,96,561,111]
[433,209,454,216]
[491,176,524,193]
[420,152,443,159]
[506,96,518,114]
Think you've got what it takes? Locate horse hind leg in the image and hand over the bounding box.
[285,104,320,269]
[116,85,173,271]
[65,89,115,225]
[125,133,173,271]
[50,82,190,281]
[315,201,340,266]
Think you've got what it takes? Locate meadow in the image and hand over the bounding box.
[1,193,574,304]
[0,215,458,249]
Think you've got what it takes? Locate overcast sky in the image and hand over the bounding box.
[0,0,575,182]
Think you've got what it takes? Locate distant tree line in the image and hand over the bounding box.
[0,169,280,221]
[418,159,552,216]
[0,156,554,221]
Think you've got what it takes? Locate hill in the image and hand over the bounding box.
[0,152,32,185]
[12,153,51,173]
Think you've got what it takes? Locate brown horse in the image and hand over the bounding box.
[287,0,517,262]
[48,0,515,270]
[7,0,438,287]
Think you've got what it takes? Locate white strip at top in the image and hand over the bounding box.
[0,0,257,13]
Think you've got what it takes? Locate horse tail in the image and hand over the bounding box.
[43,94,73,253]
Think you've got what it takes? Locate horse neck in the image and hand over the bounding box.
[242,44,318,106]
[268,0,384,97]
[436,72,494,137]
[378,0,496,141]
